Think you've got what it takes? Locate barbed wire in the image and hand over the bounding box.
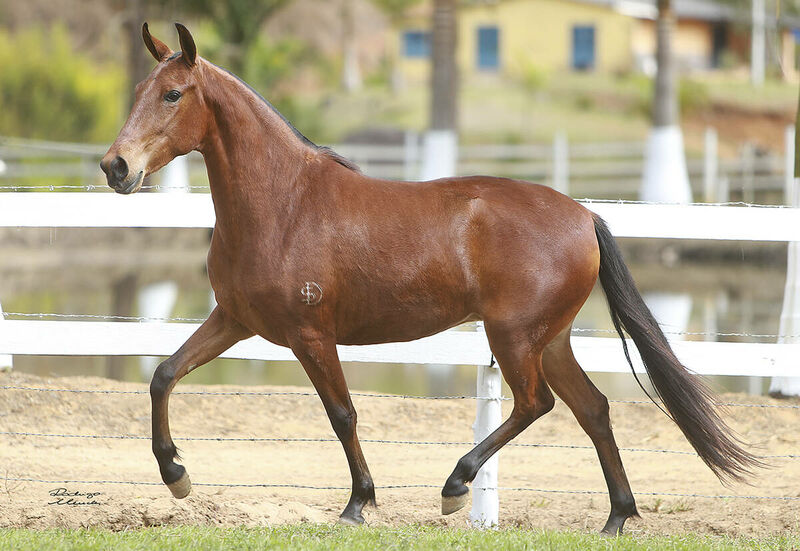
[571,327,800,340]
[3,311,207,323]
[0,184,209,192]
[4,311,800,341]
[0,184,794,210]
[0,385,508,401]
[3,430,798,460]
[2,475,798,501]
[3,384,798,409]
[577,198,796,209]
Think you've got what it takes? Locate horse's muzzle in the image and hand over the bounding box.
[100,155,145,194]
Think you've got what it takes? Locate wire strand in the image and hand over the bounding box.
[0,385,509,401]
[4,312,798,340]
[2,476,798,501]
[2,384,797,409]
[2,430,797,459]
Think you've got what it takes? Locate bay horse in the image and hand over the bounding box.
[100,23,759,534]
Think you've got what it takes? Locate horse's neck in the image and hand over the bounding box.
[198,62,313,242]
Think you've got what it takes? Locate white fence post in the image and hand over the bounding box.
[404,131,420,181]
[161,155,190,192]
[751,0,766,87]
[470,322,501,528]
[771,126,800,396]
[0,300,12,372]
[741,143,755,204]
[703,127,718,203]
[552,132,569,195]
[137,281,179,379]
[785,126,795,206]
[641,126,692,204]
[420,130,457,181]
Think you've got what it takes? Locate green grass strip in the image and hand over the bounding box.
[1,525,799,551]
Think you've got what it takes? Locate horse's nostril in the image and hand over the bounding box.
[110,156,129,181]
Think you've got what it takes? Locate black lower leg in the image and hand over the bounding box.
[599,471,638,535]
[328,404,375,525]
[153,440,184,485]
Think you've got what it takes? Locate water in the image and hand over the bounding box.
[0,228,788,399]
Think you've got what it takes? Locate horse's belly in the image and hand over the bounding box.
[334,290,475,345]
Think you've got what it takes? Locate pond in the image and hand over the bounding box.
[0,227,789,400]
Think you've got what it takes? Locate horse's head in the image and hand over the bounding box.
[101,23,207,194]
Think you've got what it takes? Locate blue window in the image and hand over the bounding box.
[572,25,596,70]
[403,31,430,58]
[477,26,500,70]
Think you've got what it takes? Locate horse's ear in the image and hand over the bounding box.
[142,22,173,62]
[175,23,197,67]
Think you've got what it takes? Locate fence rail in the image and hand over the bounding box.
[1,320,798,378]
[1,192,799,241]
[0,133,791,201]
[1,181,799,525]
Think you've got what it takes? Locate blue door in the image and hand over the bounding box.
[572,25,596,70]
[477,26,500,70]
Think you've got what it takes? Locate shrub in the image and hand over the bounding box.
[518,59,548,93]
[0,25,124,142]
[626,73,710,118]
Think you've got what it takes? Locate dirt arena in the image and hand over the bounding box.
[1,371,798,536]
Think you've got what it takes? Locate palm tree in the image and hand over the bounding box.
[653,0,677,128]
[420,0,458,180]
[429,0,457,132]
[640,0,692,203]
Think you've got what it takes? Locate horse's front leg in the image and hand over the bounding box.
[289,331,376,525]
[150,306,252,497]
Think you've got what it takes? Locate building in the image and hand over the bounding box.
[394,0,798,81]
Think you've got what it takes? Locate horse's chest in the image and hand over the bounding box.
[207,245,296,338]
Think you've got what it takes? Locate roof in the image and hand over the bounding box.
[454,1,800,28]
[576,0,735,22]
[577,0,800,27]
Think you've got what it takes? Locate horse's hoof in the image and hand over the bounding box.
[167,471,192,499]
[337,515,364,526]
[441,490,469,515]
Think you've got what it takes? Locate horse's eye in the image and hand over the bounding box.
[164,90,182,103]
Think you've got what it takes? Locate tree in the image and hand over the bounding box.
[429,0,458,132]
[419,0,458,180]
[370,0,423,22]
[640,0,692,203]
[124,0,150,109]
[370,0,423,92]
[178,0,290,75]
[653,0,676,127]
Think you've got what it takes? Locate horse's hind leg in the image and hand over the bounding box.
[288,331,375,526]
[542,327,638,535]
[441,322,555,514]
[150,306,252,498]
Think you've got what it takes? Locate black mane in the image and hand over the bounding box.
[206,59,360,173]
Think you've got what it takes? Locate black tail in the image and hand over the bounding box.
[593,214,761,483]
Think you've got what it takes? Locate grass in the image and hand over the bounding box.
[297,71,797,155]
[1,525,799,551]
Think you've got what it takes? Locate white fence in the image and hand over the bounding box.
[0,133,792,201]
[1,192,799,525]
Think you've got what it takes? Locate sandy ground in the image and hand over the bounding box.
[1,371,798,536]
